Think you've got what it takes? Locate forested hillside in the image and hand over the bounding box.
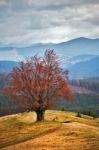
[0,73,99,117]
[69,78,99,93]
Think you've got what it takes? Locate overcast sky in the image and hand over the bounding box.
[0,0,99,46]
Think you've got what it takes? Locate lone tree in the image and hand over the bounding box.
[4,50,73,121]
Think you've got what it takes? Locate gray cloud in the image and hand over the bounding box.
[0,0,99,46]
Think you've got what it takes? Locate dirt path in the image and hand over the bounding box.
[1,125,62,150]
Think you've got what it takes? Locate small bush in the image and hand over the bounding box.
[76,112,81,118]
[82,111,97,118]
[52,116,58,121]
[61,107,65,111]
[92,114,97,119]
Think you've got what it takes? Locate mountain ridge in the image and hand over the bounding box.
[0,37,99,48]
[0,37,99,57]
[0,37,99,78]
[0,54,99,79]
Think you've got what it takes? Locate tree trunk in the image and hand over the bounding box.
[36,110,45,121]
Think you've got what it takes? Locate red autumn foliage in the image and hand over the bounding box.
[4,50,73,121]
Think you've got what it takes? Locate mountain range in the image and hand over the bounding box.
[69,56,99,78]
[0,37,99,117]
[0,37,99,79]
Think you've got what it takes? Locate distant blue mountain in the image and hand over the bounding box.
[0,55,99,79]
[17,37,99,58]
[0,37,99,58]
[69,56,99,79]
[0,61,18,72]
[68,54,97,64]
[0,37,99,78]
[63,54,97,68]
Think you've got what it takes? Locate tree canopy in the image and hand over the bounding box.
[4,50,73,121]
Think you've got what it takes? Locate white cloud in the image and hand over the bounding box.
[0,0,99,45]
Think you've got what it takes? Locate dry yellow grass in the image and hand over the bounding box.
[0,110,99,150]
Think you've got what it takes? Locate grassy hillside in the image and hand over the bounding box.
[69,79,99,93]
[0,110,99,150]
[57,93,99,117]
[0,93,25,116]
[0,73,99,117]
